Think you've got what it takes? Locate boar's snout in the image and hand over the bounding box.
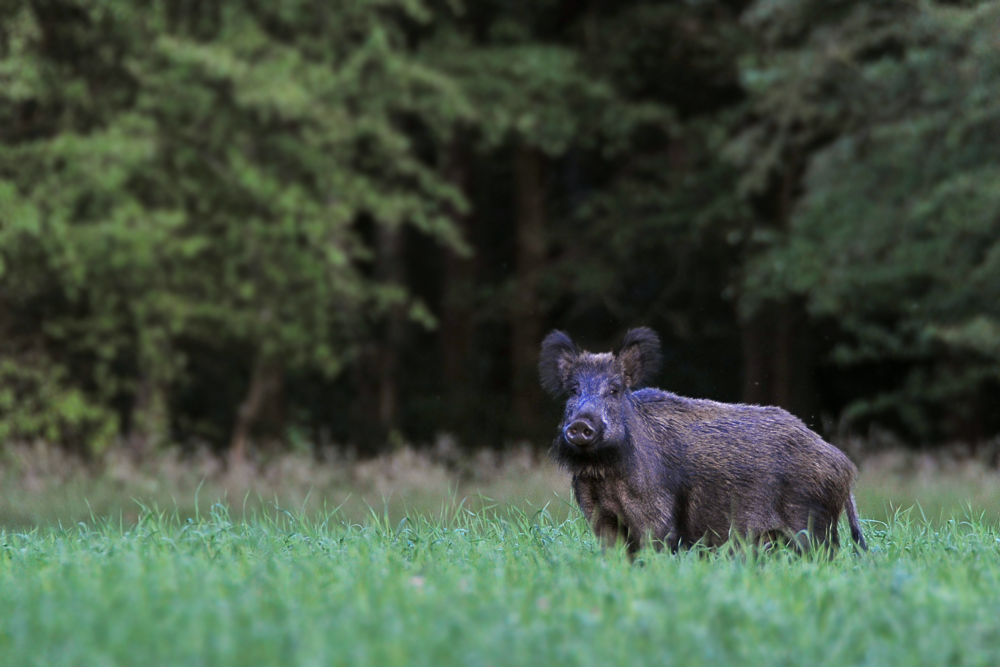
[565,419,599,447]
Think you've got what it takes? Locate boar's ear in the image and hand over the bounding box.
[616,327,663,388]
[538,330,579,397]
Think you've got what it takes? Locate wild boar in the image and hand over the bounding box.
[539,327,867,557]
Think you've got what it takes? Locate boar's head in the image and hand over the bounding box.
[538,327,662,463]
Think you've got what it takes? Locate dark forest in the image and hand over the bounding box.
[2,0,1000,460]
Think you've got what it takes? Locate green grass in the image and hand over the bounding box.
[2,502,1000,666]
[3,446,1000,664]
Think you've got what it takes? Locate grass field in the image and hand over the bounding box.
[2,502,999,666]
[2,444,1000,665]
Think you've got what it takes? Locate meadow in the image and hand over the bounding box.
[2,501,999,666]
[2,442,1000,665]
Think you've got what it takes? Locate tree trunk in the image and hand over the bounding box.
[128,330,172,457]
[740,157,821,427]
[511,143,547,439]
[740,306,773,407]
[441,141,476,421]
[350,341,381,453]
[740,300,820,428]
[377,224,404,437]
[351,223,405,456]
[229,355,283,467]
[130,374,168,455]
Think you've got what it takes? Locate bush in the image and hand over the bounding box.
[0,354,118,456]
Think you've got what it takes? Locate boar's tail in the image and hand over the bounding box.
[846,493,868,553]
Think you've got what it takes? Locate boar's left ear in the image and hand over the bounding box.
[538,330,579,397]
[616,327,663,388]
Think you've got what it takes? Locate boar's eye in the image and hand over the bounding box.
[608,385,621,396]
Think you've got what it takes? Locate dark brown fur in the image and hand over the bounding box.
[539,327,867,557]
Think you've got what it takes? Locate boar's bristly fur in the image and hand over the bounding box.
[539,327,867,557]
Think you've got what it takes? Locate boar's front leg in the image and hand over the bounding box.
[573,476,623,551]
[593,513,625,552]
[622,517,675,561]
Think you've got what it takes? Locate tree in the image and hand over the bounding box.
[738,0,1000,439]
[422,4,672,438]
[541,2,752,405]
[0,0,471,457]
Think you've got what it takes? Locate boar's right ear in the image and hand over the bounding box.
[538,330,579,397]
[617,327,663,388]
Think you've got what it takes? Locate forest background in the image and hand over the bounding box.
[2,0,1000,472]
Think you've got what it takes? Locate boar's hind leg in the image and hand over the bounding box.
[794,512,839,558]
[782,508,839,557]
[815,515,840,559]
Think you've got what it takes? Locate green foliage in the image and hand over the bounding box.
[426,39,670,156]
[3,0,1000,450]
[739,1,1000,435]
[0,0,471,446]
[1,504,1000,665]
[536,3,749,398]
[0,354,117,454]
